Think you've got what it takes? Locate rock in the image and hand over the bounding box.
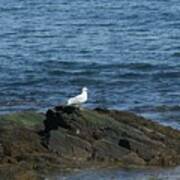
[0,166,44,180]
[121,152,146,166]
[0,111,45,128]
[91,139,130,162]
[48,129,92,160]
[42,105,180,167]
[0,106,180,179]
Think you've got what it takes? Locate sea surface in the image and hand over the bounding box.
[0,0,180,129]
[0,1,180,123]
[51,166,180,180]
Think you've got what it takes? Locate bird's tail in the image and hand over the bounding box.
[66,99,71,106]
[66,101,69,106]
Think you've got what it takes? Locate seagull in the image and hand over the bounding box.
[67,87,88,107]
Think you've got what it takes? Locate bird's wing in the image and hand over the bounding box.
[67,94,83,105]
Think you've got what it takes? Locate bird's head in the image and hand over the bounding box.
[82,87,88,92]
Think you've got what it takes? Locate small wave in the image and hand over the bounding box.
[5,79,44,87]
[155,105,180,112]
[153,71,180,79]
[48,69,99,76]
[130,106,155,113]
[131,105,180,113]
[35,61,178,74]
[120,72,148,79]
[35,60,89,67]
[127,63,155,71]
[124,63,180,72]
[47,69,70,76]
[69,76,105,86]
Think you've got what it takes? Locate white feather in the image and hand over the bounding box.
[67,87,88,106]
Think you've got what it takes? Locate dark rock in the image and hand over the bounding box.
[118,139,131,150]
[48,129,92,160]
[41,105,180,167]
[91,139,130,161]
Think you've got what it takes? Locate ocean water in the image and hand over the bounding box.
[0,0,180,129]
[52,166,180,180]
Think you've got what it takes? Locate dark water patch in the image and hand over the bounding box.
[105,79,139,86]
[35,61,117,71]
[40,61,176,74]
[33,35,57,39]
[172,52,180,57]
[130,106,153,114]
[127,63,155,71]
[0,6,26,12]
[119,72,149,79]
[3,79,45,87]
[131,105,180,113]
[153,71,180,79]
[35,60,88,68]
[0,55,13,63]
[47,69,71,76]
[156,105,180,112]
[69,77,106,86]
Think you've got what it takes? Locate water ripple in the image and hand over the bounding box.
[0,0,179,129]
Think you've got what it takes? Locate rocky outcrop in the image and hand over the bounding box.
[0,106,180,179]
[43,106,180,167]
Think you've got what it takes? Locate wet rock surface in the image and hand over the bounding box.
[43,106,180,167]
[0,106,180,179]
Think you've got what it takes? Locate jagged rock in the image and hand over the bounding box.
[42,105,180,166]
[0,106,180,179]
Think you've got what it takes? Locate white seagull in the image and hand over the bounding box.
[67,87,88,107]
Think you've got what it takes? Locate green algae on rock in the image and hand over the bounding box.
[0,111,44,127]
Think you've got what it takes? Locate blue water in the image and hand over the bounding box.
[53,167,180,180]
[0,0,180,128]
